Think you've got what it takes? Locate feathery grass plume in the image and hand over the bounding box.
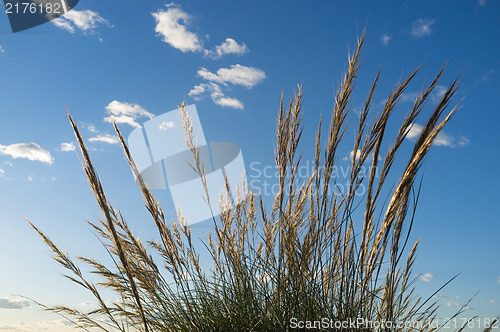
[28,32,486,331]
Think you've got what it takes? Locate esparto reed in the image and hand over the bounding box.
[27,32,492,331]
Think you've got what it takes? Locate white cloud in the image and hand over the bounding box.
[0,45,4,53]
[431,85,447,104]
[159,121,174,130]
[53,9,109,34]
[85,123,97,133]
[60,142,76,152]
[4,161,12,166]
[204,38,249,59]
[411,18,436,38]
[400,85,448,105]
[497,276,500,283]
[104,101,154,128]
[400,92,420,103]
[189,82,244,110]
[380,34,391,46]
[152,5,202,53]
[0,168,4,176]
[197,64,266,89]
[446,300,459,307]
[89,134,119,145]
[406,123,469,148]
[214,96,244,109]
[478,0,486,6]
[343,149,381,162]
[0,298,30,310]
[491,299,496,303]
[0,143,53,164]
[343,149,362,161]
[419,273,436,282]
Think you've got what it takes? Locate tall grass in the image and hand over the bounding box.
[29,32,472,331]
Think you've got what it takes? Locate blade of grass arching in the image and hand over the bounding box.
[26,220,123,331]
[67,111,149,332]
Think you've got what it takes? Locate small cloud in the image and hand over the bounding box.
[51,176,57,181]
[343,149,362,161]
[420,273,436,282]
[400,92,420,103]
[478,0,486,6]
[446,300,460,307]
[497,276,500,283]
[52,9,109,35]
[0,45,4,53]
[343,149,380,162]
[0,168,4,176]
[152,4,202,53]
[86,123,97,133]
[204,38,249,59]
[491,299,496,303]
[214,96,244,109]
[0,298,30,310]
[0,143,53,164]
[380,34,391,46]
[431,85,448,104]
[27,176,33,182]
[159,121,174,130]
[406,123,469,148]
[433,295,450,300]
[411,18,436,38]
[188,82,244,110]
[197,64,266,89]
[60,142,76,152]
[104,101,154,128]
[4,161,12,167]
[89,134,119,145]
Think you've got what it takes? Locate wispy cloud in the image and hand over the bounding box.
[189,82,244,110]
[0,45,4,53]
[411,18,436,38]
[343,149,381,162]
[159,121,174,130]
[60,142,76,152]
[53,9,109,34]
[152,4,202,53]
[88,134,119,145]
[104,101,154,128]
[380,34,391,46]
[478,0,486,6]
[446,300,473,311]
[343,149,362,161]
[497,276,500,283]
[0,143,53,164]
[0,298,30,310]
[204,38,249,59]
[197,64,265,89]
[406,123,469,148]
[419,273,436,282]
[399,85,447,104]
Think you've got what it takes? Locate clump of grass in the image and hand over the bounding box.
[28,32,473,331]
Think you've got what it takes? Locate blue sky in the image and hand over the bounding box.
[0,0,499,330]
